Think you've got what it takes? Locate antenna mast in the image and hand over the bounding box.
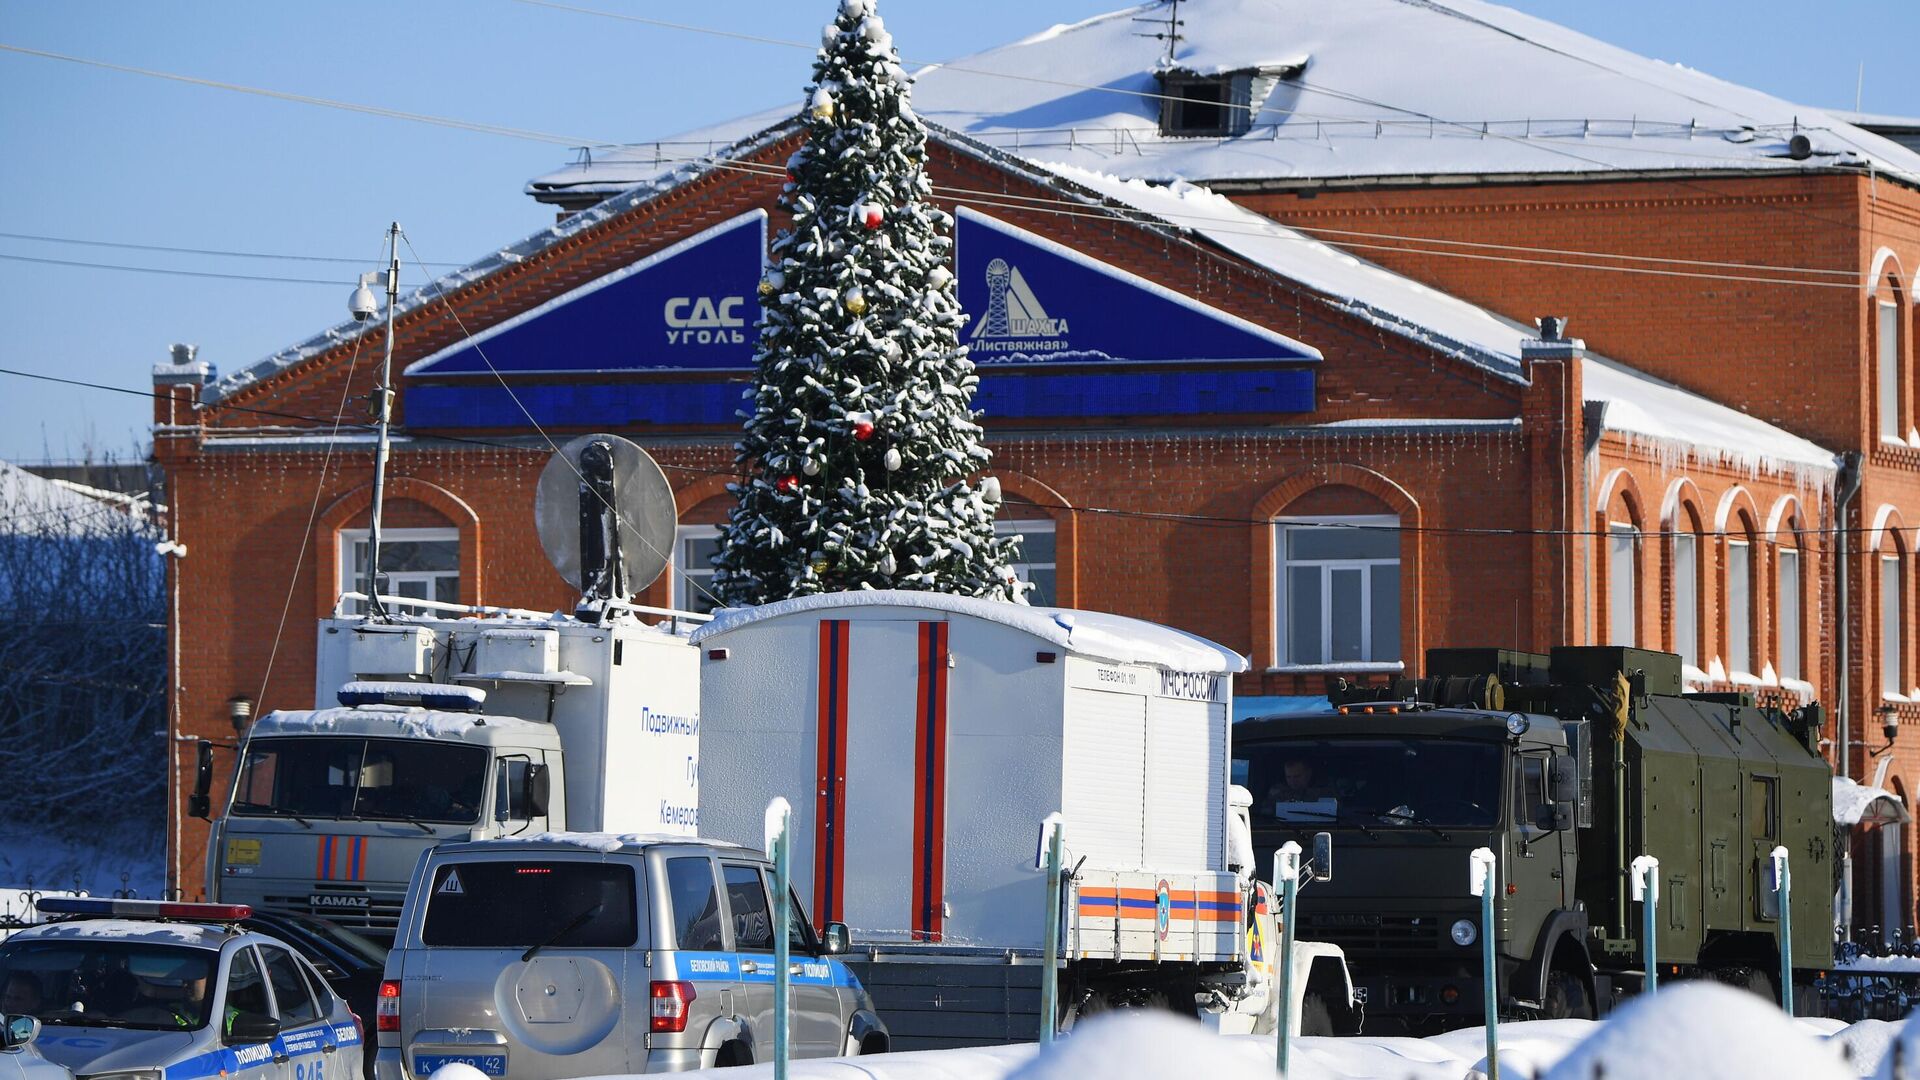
[363,222,401,620]
[1131,0,1184,64]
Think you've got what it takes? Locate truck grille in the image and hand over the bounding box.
[263,889,406,933]
[1303,913,1446,955]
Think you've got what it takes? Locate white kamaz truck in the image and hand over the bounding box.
[691,591,1360,1048]
[191,434,704,939]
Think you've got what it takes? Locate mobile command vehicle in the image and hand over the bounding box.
[193,434,705,941]
[692,592,1361,1049]
[0,899,364,1080]
[1236,645,1832,1034]
[375,835,886,1078]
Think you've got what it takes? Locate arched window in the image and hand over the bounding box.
[1875,253,1909,443]
[1881,525,1907,700]
[1274,485,1401,667]
[1666,492,1705,669]
[996,497,1058,606]
[1773,507,1804,684]
[1725,509,1758,679]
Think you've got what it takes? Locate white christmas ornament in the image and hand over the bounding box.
[879,552,897,576]
[802,459,821,476]
[883,447,902,471]
[980,476,1003,504]
[927,266,952,289]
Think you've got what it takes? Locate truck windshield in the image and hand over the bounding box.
[233,736,487,825]
[1234,737,1501,830]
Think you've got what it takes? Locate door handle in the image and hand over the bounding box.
[322,1044,338,1054]
[739,961,760,974]
[272,1053,290,1064]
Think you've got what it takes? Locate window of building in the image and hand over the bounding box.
[996,517,1057,606]
[1885,554,1904,698]
[1162,77,1234,135]
[339,527,458,615]
[1673,531,1699,667]
[1881,300,1901,441]
[1777,547,1801,682]
[1274,515,1400,667]
[1727,540,1752,676]
[1607,523,1637,648]
[672,524,721,615]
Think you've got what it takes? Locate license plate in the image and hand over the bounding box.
[415,1054,506,1077]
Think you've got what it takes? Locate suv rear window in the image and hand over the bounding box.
[422,861,639,948]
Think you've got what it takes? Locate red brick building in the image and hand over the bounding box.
[157,0,1920,939]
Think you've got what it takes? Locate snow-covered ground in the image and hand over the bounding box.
[552,983,1913,1080]
[0,827,165,904]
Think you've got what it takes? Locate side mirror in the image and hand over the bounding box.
[2,1014,39,1049]
[523,763,550,818]
[189,739,215,819]
[1310,831,1334,884]
[822,921,851,956]
[1551,802,1575,831]
[225,1011,281,1045]
[1549,754,1578,804]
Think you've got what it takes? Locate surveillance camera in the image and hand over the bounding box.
[348,281,380,323]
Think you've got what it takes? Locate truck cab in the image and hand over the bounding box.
[1235,708,1582,1034]
[205,688,565,939]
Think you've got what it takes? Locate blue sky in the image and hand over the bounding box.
[0,0,1913,464]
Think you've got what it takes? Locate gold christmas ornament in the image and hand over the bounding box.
[810,88,836,120]
[844,288,867,315]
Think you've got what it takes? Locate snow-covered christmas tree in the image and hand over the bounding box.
[712,0,1023,606]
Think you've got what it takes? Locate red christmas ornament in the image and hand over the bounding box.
[862,204,884,229]
[853,420,875,441]
[777,474,799,492]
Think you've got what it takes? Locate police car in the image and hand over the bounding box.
[0,899,364,1080]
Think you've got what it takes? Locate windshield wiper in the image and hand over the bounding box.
[522,902,604,963]
[358,812,435,835]
[1377,809,1452,842]
[231,802,312,829]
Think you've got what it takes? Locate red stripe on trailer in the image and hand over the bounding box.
[911,621,950,942]
[813,620,850,928]
[316,835,332,881]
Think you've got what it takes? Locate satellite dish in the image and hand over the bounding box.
[535,433,677,601]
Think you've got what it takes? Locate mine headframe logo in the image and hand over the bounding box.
[969,258,1068,340]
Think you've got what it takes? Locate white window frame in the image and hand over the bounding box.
[1672,531,1699,668]
[1885,554,1904,698]
[995,518,1057,605]
[338,526,459,610]
[1777,547,1801,682]
[1607,522,1638,648]
[1881,300,1902,442]
[1272,514,1401,669]
[672,524,721,614]
[1727,540,1752,677]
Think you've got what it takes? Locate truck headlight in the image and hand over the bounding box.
[1450,919,1479,946]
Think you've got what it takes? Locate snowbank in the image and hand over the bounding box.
[1544,982,1851,1080]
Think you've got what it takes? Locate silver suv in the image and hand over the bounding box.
[375,836,886,1078]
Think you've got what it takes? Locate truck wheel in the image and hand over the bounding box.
[1543,969,1593,1020]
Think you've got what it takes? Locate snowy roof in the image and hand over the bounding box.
[693,590,1250,674]
[250,705,554,745]
[1029,164,1840,481]
[0,460,156,537]
[1834,775,1910,827]
[530,0,1920,198]
[466,832,742,853]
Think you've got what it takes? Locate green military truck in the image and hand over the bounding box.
[1235,645,1832,1034]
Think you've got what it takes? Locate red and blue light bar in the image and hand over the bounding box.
[37,898,252,921]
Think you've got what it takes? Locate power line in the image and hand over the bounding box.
[0,364,1859,550]
[0,42,602,147]
[0,41,1883,290]
[0,252,346,287]
[0,231,464,268]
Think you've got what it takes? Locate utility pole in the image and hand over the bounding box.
[362,223,401,619]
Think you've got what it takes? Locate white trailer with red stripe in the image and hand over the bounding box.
[691,591,1357,1049]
